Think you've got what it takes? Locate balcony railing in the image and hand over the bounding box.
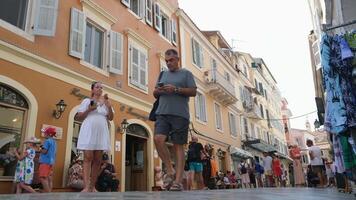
[242,101,263,119]
[204,69,237,105]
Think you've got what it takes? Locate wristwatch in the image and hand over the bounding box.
[174,87,180,94]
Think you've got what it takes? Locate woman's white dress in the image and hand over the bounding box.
[77,98,111,151]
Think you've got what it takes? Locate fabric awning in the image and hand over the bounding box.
[230,147,254,158]
[275,152,293,162]
[243,139,277,153]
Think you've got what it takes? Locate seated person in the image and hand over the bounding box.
[96,154,119,192]
[67,156,84,190]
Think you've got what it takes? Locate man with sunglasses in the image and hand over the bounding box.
[153,49,197,191]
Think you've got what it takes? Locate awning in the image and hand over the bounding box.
[243,139,277,153]
[275,152,293,162]
[230,147,254,159]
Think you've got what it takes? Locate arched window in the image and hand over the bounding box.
[0,84,29,177]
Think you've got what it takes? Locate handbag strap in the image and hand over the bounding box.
[157,71,164,83]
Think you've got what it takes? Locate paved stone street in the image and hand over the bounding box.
[0,188,353,200]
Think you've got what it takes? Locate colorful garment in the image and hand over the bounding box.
[321,34,348,134]
[14,148,36,184]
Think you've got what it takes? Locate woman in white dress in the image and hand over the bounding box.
[75,81,114,192]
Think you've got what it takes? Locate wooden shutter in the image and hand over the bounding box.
[145,0,153,26]
[109,31,123,74]
[69,8,85,59]
[139,51,148,90]
[154,3,161,31]
[171,19,177,45]
[195,93,200,119]
[33,0,59,36]
[201,95,206,122]
[130,45,140,86]
[139,0,145,18]
[191,38,197,65]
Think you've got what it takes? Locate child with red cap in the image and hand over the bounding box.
[39,127,57,192]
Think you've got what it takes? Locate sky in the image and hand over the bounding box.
[179,0,318,130]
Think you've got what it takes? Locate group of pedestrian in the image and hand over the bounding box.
[13,127,57,193]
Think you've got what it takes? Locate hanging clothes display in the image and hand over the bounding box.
[320,31,356,185]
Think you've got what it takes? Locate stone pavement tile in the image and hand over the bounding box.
[0,188,353,200]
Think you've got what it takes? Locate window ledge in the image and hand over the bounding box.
[195,118,207,125]
[127,83,149,95]
[0,19,34,42]
[216,128,224,133]
[158,33,172,45]
[192,62,204,71]
[80,60,109,77]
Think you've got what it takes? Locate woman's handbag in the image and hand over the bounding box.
[149,71,164,121]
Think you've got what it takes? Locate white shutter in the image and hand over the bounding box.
[109,31,123,74]
[167,19,172,41]
[139,0,145,18]
[191,38,197,65]
[121,0,130,7]
[130,46,140,86]
[33,0,59,36]
[154,3,161,31]
[145,0,153,26]
[202,96,206,122]
[171,19,177,45]
[69,8,85,59]
[199,45,204,68]
[139,51,148,90]
[195,94,200,119]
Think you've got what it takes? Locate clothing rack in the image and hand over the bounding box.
[324,19,356,32]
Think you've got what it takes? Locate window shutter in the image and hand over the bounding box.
[154,3,161,31]
[195,94,200,119]
[121,0,130,7]
[139,0,145,18]
[171,19,177,45]
[145,0,153,26]
[139,51,148,90]
[199,45,204,68]
[201,96,206,122]
[191,38,197,65]
[109,31,123,74]
[130,46,140,86]
[69,8,85,59]
[33,0,59,36]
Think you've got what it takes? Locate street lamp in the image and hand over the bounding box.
[53,99,67,119]
[117,119,129,134]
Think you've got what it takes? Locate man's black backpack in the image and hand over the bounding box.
[240,163,247,174]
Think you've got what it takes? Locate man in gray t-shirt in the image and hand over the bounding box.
[153,49,197,191]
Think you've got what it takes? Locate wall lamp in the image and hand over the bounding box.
[117,119,129,134]
[53,99,67,119]
[314,119,321,129]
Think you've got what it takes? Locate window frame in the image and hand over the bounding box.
[228,112,238,138]
[83,20,105,70]
[191,37,204,69]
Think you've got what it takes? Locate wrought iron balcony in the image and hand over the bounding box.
[204,69,238,105]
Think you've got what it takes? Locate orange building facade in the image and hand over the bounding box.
[0,0,179,193]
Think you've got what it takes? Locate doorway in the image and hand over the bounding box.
[125,124,149,191]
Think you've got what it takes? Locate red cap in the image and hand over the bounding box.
[42,127,56,137]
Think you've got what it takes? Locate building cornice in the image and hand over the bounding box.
[81,0,117,25]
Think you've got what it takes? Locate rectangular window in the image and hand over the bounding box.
[250,123,255,138]
[195,92,207,122]
[192,38,204,68]
[129,42,148,91]
[224,71,230,83]
[160,12,171,41]
[154,3,161,31]
[0,0,28,30]
[214,103,222,131]
[84,22,104,68]
[228,113,237,137]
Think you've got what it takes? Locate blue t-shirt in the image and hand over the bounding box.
[39,137,57,165]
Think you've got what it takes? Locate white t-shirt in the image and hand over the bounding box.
[262,156,272,171]
[308,146,323,166]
